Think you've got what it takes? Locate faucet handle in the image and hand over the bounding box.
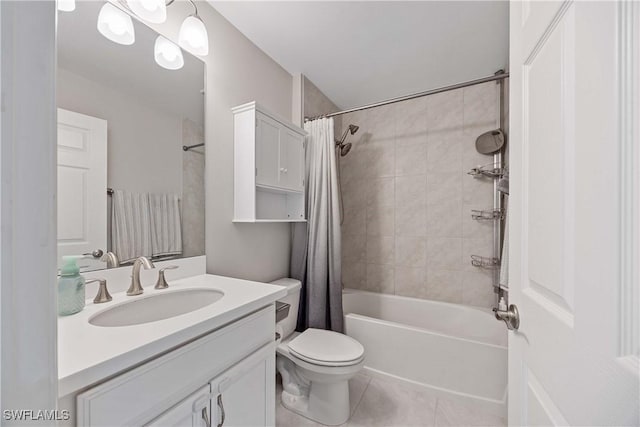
[155,265,179,290]
[86,279,112,304]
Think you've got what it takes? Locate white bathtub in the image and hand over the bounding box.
[343,289,507,404]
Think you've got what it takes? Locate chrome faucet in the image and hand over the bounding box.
[127,256,155,296]
[100,251,120,268]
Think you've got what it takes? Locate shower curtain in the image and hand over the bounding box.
[290,117,343,332]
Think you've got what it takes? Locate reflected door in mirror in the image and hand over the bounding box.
[57,108,107,271]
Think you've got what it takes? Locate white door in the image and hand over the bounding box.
[145,386,210,427]
[256,112,281,189]
[509,1,639,425]
[57,108,108,271]
[281,129,304,192]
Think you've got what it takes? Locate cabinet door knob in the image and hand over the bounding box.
[280,168,285,172]
[217,394,226,427]
[202,407,211,427]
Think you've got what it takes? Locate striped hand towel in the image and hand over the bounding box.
[111,190,153,264]
[149,193,182,258]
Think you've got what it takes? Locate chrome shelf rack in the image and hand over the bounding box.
[468,73,508,306]
[470,255,500,269]
[471,208,505,221]
[467,163,507,179]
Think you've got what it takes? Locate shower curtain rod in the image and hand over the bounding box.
[305,70,509,121]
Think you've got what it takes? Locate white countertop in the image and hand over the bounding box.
[58,274,287,397]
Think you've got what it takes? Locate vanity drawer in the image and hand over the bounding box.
[77,306,274,427]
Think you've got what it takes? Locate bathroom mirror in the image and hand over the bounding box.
[56,1,205,272]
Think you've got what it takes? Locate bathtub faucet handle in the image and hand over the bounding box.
[493,304,520,330]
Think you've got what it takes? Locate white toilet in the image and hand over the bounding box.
[272,278,365,426]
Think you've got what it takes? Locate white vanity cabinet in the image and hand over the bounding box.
[76,307,276,427]
[233,101,306,222]
[145,386,211,427]
[147,344,275,427]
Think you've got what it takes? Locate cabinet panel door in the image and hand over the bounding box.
[145,386,210,427]
[281,130,305,192]
[255,113,281,188]
[211,343,276,427]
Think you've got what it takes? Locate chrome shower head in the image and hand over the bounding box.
[336,123,359,157]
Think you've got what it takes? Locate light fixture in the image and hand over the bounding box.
[154,35,184,70]
[178,2,208,56]
[126,0,166,24]
[97,2,135,46]
[57,0,76,12]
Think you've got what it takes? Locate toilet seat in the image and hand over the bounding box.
[287,328,364,367]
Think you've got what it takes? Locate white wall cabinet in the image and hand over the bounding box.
[76,307,276,427]
[233,102,306,222]
[279,128,305,191]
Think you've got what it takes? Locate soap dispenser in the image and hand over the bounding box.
[58,255,86,316]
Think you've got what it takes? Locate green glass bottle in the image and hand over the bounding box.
[58,256,86,316]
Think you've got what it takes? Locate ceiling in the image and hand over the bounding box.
[58,1,205,124]
[209,1,509,110]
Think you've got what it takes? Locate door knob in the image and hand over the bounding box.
[493,304,520,330]
[83,249,104,258]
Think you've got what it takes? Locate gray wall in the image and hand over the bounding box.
[303,75,342,132]
[151,1,294,281]
[57,68,184,197]
[339,81,500,308]
[303,76,338,117]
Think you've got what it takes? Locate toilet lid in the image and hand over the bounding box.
[288,328,364,365]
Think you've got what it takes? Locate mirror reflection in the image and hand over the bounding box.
[56,1,206,272]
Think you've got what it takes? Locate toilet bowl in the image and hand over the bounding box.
[271,278,365,426]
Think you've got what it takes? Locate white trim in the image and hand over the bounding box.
[0,2,3,413]
[618,0,640,359]
[0,0,58,413]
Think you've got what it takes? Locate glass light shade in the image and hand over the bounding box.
[126,0,166,24]
[154,36,184,70]
[178,15,209,56]
[57,0,76,12]
[97,3,135,46]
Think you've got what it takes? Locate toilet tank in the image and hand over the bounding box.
[270,278,301,339]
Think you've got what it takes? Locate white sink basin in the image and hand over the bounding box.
[89,288,225,327]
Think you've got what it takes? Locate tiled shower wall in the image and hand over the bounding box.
[182,118,205,258]
[339,81,501,308]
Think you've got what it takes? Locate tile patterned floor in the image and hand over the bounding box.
[276,373,506,427]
